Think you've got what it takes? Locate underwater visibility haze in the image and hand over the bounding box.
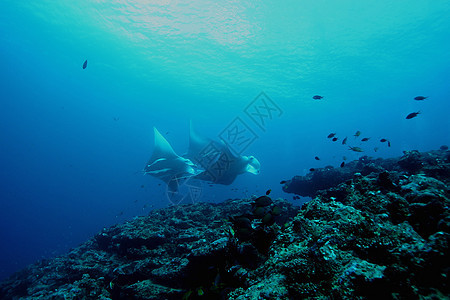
[0,0,449,286]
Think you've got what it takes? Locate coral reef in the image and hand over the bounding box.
[0,200,298,300]
[283,148,450,197]
[0,148,448,299]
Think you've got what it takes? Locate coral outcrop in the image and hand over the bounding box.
[283,148,450,197]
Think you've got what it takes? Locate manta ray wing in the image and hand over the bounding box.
[187,121,224,167]
[144,127,203,186]
[149,127,178,161]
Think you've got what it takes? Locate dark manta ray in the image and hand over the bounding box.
[186,122,261,185]
[144,124,261,190]
[144,127,203,191]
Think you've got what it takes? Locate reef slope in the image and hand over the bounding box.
[0,149,449,299]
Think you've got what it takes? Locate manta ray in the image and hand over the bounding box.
[187,122,261,185]
[144,127,203,190]
[144,124,261,189]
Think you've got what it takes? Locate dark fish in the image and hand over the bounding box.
[349,146,364,152]
[262,212,274,225]
[388,141,391,147]
[361,137,370,142]
[280,180,287,184]
[82,60,87,69]
[309,168,316,172]
[332,137,338,142]
[340,161,345,168]
[272,205,282,216]
[314,156,320,160]
[354,131,361,137]
[414,96,427,100]
[254,206,269,218]
[140,185,144,188]
[313,95,323,100]
[266,189,271,195]
[374,147,379,152]
[343,156,347,160]
[327,133,336,138]
[380,138,387,143]
[231,216,252,229]
[254,196,272,207]
[440,145,449,150]
[342,137,348,145]
[406,112,420,119]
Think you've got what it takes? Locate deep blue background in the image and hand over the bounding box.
[1,0,449,280]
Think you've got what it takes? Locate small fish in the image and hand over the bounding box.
[388,141,391,147]
[343,156,347,160]
[349,146,364,152]
[354,131,361,138]
[361,137,370,142]
[414,96,427,101]
[374,147,379,152]
[332,137,338,142]
[229,226,235,237]
[342,137,348,145]
[140,185,144,188]
[280,180,287,184]
[82,59,88,69]
[214,271,221,287]
[314,156,320,160]
[440,145,448,150]
[266,189,271,195]
[312,95,323,100]
[340,161,345,168]
[406,112,420,119]
[380,138,388,143]
[309,168,316,172]
[327,133,336,138]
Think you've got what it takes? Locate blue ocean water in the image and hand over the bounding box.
[0,0,449,281]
